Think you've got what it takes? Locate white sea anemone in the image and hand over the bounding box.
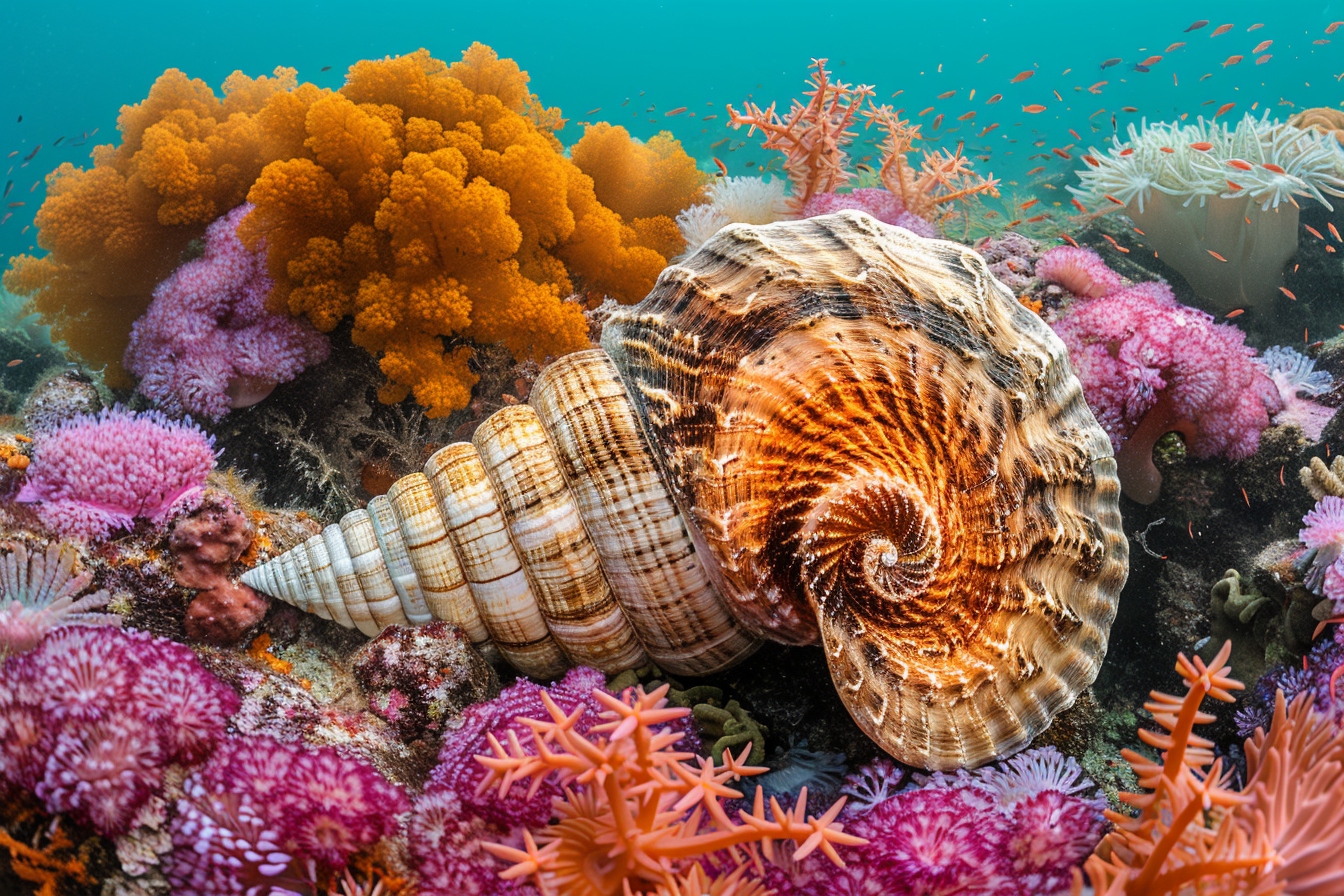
[674,204,731,257]
[1070,113,1344,316]
[675,176,789,257]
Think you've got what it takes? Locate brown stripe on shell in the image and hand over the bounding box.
[601,210,1126,770]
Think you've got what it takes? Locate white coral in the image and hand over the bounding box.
[676,176,789,257]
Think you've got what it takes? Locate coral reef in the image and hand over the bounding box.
[476,682,862,896]
[674,175,790,255]
[1051,278,1281,503]
[170,491,267,644]
[352,621,497,742]
[0,626,238,838]
[797,187,936,238]
[0,541,117,656]
[125,203,330,419]
[1070,113,1344,316]
[16,406,216,540]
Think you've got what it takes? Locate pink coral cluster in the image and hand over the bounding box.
[0,626,238,837]
[1301,496,1344,610]
[408,790,538,896]
[0,542,119,657]
[17,406,217,540]
[799,188,937,238]
[765,747,1106,895]
[1050,279,1282,503]
[165,734,408,893]
[124,203,330,419]
[1034,245,1123,298]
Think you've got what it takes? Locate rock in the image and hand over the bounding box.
[352,622,498,742]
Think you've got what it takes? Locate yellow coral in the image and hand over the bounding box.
[571,122,708,221]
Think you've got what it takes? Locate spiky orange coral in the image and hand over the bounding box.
[477,683,864,896]
[727,58,998,222]
[1076,640,1344,895]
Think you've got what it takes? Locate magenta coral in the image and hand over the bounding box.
[798,189,937,238]
[125,203,330,419]
[0,626,238,837]
[0,542,119,657]
[1050,280,1282,503]
[16,406,217,540]
[1033,245,1123,298]
[166,734,408,893]
[408,790,539,896]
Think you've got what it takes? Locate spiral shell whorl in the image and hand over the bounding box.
[601,211,1127,769]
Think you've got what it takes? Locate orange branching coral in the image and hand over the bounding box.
[727,58,998,222]
[3,66,317,384]
[1076,640,1344,895]
[0,815,96,896]
[477,683,864,896]
[571,123,709,222]
[862,104,1001,222]
[727,59,873,213]
[242,45,674,415]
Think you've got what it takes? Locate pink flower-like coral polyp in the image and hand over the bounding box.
[17,406,217,540]
[1034,245,1123,298]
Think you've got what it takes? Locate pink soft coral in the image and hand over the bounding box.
[16,406,217,540]
[798,188,937,238]
[1302,496,1344,608]
[124,203,330,419]
[1050,280,1282,503]
[1034,245,1123,298]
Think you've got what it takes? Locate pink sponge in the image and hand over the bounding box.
[1034,245,1123,298]
[125,203,329,419]
[799,188,938,239]
[17,406,217,540]
[1051,281,1281,503]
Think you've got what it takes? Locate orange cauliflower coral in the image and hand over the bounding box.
[242,45,678,416]
[571,123,709,221]
[3,66,322,385]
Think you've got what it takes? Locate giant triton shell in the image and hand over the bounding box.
[243,211,1128,769]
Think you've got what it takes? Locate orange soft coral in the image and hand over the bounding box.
[477,683,864,896]
[242,45,677,416]
[727,58,998,222]
[1076,640,1344,895]
[571,123,709,222]
[3,67,315,385]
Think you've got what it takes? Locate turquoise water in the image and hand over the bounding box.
[3,0,1342,262]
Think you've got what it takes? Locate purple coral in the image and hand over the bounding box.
[1034,245,1123,298]
[0,626,238,837]
[125,203,330,419]
[766,746,1105,896]
[799,188,938,238]
[408,790,538,896]
[0,541,119,657]
[426,666,611,829]
[1258,345,1337,441]
[16,406,217,540]
[1301,496,1344,605]
[166,735,408,893]
[1051,280,1283,503]
[1235,636,1344,737]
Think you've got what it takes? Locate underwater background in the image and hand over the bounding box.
[2,2,1344,895]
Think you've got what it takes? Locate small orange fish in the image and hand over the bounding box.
[1190,141,1213,151]
[1088,81,1108,94]
[585,107,601,115]
[1069,128,1082,140]
[1226,180,1244,191]
[1314,39,1331,45]
[1025,214,1051,223]
[713,157,728,177]
[1280,287,1297,300]
[1061,234,1080,247]
[1141,55,1163,67]
[1119,147,1135,156]
[938,90,957,99]
[932,113,944,130]
[978,53,989,63]
[1101,233,1130,253]
[1166,41,1187,52]
[1160,146,1176,153]
[1223,55,1243,67]
[1082,154,1100,166]
[958,111,976,121]
[1052,147,1071,159]
[1104,194,1125,204]
[1227,158,1254,170]
[1208,249,1228,261]
[1211,23,1234,37]
[1006,219,1023,228]
[1122,106,1139,112]
[4,151,15,159]
[6,201,23,208]
[986,93,1003,104]
[1019,199,1040,210]
[1253,39,1272,53]
[1011,70,1034,83]
[1305,224,1325,239]
[1256,54,1271,65]
[1027,166,1046,175]
[1133,227,1146,235]
[4,359,19,367]
[1053,90,1063,102]
[1023,104,1047,113]
[1330,222,1343,242]
[1248,23,1264,31]
[918,106,935,116]
[1215,102,1236,117]
[1071,198,1088,213]
[710,137,729,148]
[978,123,999,137]
[1328,21,1343,34]
[1225,309,1244,318]
[665,107,687,116]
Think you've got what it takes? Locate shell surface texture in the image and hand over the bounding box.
[244,211,1128,770]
